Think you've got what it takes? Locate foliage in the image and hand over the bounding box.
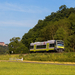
[0,52,75,62]
[24,52,75,62]
[9,37,28,54]
[0,45,8,54]
[54,27,67,40]
[21,5,75,52]
[65,35,75,52]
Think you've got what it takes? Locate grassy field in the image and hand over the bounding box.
[0,61,75,75]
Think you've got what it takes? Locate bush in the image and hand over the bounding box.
[24,52,75,62]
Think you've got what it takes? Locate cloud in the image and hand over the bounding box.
[0,2,51,13]
[0,2,51,27]
[0,20,37,27]
[0,3,24,12]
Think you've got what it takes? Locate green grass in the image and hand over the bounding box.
[0,54,19,60]
[0,52,75,62]
[24,52,75,62]
[0,61,75,75]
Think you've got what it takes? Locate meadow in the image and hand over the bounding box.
[0,61,75,75]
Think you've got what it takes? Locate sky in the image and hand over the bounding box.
[0,0,75,44]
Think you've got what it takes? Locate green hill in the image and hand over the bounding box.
[22,5,75,52]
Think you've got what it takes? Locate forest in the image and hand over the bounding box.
[9,5,75,53]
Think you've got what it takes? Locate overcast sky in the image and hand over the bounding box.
[0,0,75,44]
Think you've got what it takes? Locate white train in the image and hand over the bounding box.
[30,40,64,52]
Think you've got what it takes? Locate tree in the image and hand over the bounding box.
[59,5,67,12]
[54,27,67,41]
[10,37,20,43]
[65,35,75,52]
[0,45,8,54]
[68,13,75,34]
[9,37,28,54]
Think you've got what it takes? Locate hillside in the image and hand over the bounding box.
[22,5,75,52]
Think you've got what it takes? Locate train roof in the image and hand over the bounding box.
[30,40,55,46]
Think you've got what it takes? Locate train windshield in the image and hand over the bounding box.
[57,43,64,46]
[57,41,64,46]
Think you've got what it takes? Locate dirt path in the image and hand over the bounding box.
[0,60,75,66]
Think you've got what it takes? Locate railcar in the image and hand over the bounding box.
[30,40,64,52]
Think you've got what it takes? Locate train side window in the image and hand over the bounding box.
[37,45,46,49]
[50,44,54,47]
[30,46,34,49]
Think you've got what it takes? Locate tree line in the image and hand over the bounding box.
[0,45,8,54]
[9,5,75,53]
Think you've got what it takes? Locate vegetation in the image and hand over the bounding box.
[0,52,75,62]
[0,62,75,75]
[24,52,75,62]
[8,37,29,54]
[0,45,8,54]
[22,5,75,52]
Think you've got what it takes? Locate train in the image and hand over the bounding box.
[30,40,64,52]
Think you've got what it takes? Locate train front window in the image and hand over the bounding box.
[57,41,64,46]
[57,43,64,46]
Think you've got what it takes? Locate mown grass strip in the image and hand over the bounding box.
[0,61,75,75]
